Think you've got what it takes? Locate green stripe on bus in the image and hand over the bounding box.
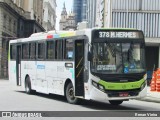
[98,79,145,90]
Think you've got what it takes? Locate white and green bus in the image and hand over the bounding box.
[9,28,147,105]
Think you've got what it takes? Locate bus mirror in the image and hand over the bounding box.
[88,52,92,61]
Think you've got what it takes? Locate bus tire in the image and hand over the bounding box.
[65,82,79,104]
[25,76,32,94]
[109,100,123,105]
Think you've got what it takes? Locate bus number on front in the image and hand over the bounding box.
[99,32,109,38]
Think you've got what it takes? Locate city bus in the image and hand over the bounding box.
[9,28,147,105]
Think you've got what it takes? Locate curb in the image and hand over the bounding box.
[139,96,160,103]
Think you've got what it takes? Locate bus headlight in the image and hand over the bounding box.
[99,84,105,92]
[92,80,105,92]
[92,81,98,88]
[141,81,146,91]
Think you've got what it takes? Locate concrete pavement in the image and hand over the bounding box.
[140,86,160,103]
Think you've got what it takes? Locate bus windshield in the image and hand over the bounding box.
[91,42,145,74]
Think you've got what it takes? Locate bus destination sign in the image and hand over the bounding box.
[94,31,143,39]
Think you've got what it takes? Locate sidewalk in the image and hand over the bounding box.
[140,86,160,103]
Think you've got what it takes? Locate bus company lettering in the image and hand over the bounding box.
[11,112,42,118]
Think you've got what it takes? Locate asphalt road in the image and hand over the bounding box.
[1,80,160,111]
[0,80,160,120]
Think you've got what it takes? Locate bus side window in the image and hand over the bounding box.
[10,44,16,60]
[46,41,55,59]
[22,43,29,60]
[55,40,63,60]
[64,39,73,60]
[37,42,45,60]
[29,43,36,60]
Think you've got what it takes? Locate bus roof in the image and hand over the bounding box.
[9,28,141,43]
[94,27,137,30]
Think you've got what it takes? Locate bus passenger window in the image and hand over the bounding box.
[10,45,16,60]
[64,39,73,60]
[38,43,45,59]
[55,40,63,60]
[29,43,36,60]
[22,44,29,59]
[47,41,55,59]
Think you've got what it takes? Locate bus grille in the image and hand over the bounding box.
[106,89,140,97]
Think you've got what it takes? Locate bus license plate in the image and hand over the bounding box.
[119,92,128,97]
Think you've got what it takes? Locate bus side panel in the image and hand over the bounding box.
[46,61,74,96]
[21,61,37,90]
[9,61,17,85]
[57,61,75,95]
[36,61,46,93]
[46,61,57,94]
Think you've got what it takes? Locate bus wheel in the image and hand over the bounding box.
[109,100,123,105]
[65,83,79,104]
[25,76,32,94]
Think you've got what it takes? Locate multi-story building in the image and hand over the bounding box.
[59,3,76,30]
[73,0,87,24]
[43,0,56,31]
[0,0,45,78]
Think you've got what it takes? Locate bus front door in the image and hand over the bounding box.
[16,45,21,86]
[75,40,84,97]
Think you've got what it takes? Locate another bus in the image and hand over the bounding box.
[9,28,147,105]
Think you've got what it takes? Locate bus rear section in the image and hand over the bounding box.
[89,29,147,105]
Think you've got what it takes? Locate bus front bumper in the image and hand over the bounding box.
[90,85,147,103]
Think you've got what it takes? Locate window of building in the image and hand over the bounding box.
[14,21,16,33]
[46,41,55,59]
[64,39,74,60]
[10,44,16,60]
[55,40,63,60]
[29,43,36,60]
[22,43,29,59]
[3,15,6,28]
[9,18,11,31]
[37,42,45,59]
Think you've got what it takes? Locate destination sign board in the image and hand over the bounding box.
[93,30,144,39]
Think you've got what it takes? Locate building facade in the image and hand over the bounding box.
[87,0,112,28]
[12,0,44,25]
[86,0,97,28]
[95,0,103,27]
[94,0,112,28]
[0,0,19,78]
[59,3,76,30]
[43,0,56,31]
[0,0,45,78]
